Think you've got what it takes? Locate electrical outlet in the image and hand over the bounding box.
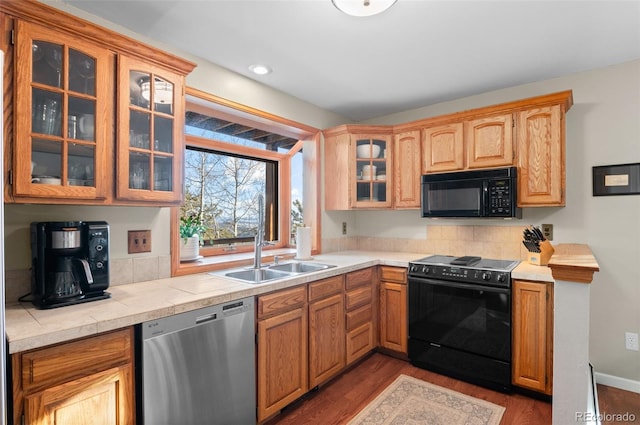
[625,332,639,351]
[541,223,554,241]
[342,222,347,235]
[128,230,151,254]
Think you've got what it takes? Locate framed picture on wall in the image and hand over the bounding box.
[592,163,640,196]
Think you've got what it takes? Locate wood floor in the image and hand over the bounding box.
[267,352,552,425]
[597,384,640,425]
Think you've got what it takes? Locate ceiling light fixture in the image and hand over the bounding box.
[248,64,272,75]
[332,0,397,17]
[140,77,173,104]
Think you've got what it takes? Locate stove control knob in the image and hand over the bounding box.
[497,273,506,282]
[421,266,430,274]
[410,265,417,273]
[482,272,492,281]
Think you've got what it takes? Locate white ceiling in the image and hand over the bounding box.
[62,0,640,121]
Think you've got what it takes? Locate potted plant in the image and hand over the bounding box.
[179,215,206,261]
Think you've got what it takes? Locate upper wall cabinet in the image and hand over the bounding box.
[421,123,464,173]
[517,105,564,206]
[324,126,392,210]
[421,114,514,174]
[464,113,514,169]
[393,130,421,208]
[116,56,184,203]
[13,21,112,201]
[2,1,196,205]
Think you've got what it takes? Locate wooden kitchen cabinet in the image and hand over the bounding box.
[465,113,515,169]
[12,20,112,201]
[116,55,185,203]
[517,104,565,206]
[2,1,195,205]
[393,130,421,208]
[257,286,308,422]
[323,125,392,209]
[345,267,376,365]
[12,328,135,425]
[308,276,345,388]
[421,122,464,173]
[379,266,408,354]
[512,279,554,395]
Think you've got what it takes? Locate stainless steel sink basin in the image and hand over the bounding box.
[211,261,336,284]
[268,262,336,273]
[222,268,292,284]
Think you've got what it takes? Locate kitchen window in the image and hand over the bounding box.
[171,89,320,275]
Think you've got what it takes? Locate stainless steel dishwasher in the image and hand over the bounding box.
[140,296,255,425]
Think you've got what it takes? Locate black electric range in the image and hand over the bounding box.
[407,254,520,393]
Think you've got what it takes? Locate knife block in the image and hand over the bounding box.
[527,240,555,266]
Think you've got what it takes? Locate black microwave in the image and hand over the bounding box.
[421,167,521,218]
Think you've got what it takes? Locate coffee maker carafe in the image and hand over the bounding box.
[31,221,110,309]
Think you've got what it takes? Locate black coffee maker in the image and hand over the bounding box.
[31,221,110,309]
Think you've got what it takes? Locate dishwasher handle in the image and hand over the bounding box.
[195,313,217,324]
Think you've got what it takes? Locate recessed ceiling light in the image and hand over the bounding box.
[332,0,397,17]
[248,64,272,75]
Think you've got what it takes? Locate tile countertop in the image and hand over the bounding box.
[5,250,553,354]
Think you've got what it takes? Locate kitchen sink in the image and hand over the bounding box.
[222,268,292,284]
[211,261,336,284]
[268,262,335,273]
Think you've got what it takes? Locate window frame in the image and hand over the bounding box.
[171,88,321,276]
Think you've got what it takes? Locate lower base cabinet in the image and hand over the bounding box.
[512,279,554,395]
[257,286,309,422]
[12,328,135,425]
[379,266,408,354]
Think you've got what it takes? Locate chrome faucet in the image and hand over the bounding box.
[253,194,272,269]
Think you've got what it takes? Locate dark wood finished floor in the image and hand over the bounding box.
[267,352,552,425]
[597,384,640,425]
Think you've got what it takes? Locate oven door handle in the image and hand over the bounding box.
[408,277,509,294]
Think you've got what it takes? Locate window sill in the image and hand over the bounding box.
[173,247,298,276]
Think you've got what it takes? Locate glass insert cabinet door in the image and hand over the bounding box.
[353,135,391,207]
[117,55,183,202]
[13,21,110,199]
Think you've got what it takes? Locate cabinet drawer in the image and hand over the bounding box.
[346,322,374,365]
[346,304,372,331]
[258,286,307,319]
[308,275,344,302]
[345,285,372,311]
[380,266,407,284]
[19,328,133,393]
[345,267,374,291]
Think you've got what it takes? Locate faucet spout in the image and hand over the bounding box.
[253,194,265,269]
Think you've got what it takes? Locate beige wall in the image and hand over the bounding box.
[14,2,640,387]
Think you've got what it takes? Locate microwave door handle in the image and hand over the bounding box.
[482,181,489,216]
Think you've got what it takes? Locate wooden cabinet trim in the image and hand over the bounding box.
[258,286,307,319]
[345,267,374,290]
[0,1,196,75]
[308,275,344,302]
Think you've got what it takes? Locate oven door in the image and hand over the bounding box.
[408,276,511,361]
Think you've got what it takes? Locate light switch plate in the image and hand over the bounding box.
[128,230,151,253]
[541,224,553,241]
